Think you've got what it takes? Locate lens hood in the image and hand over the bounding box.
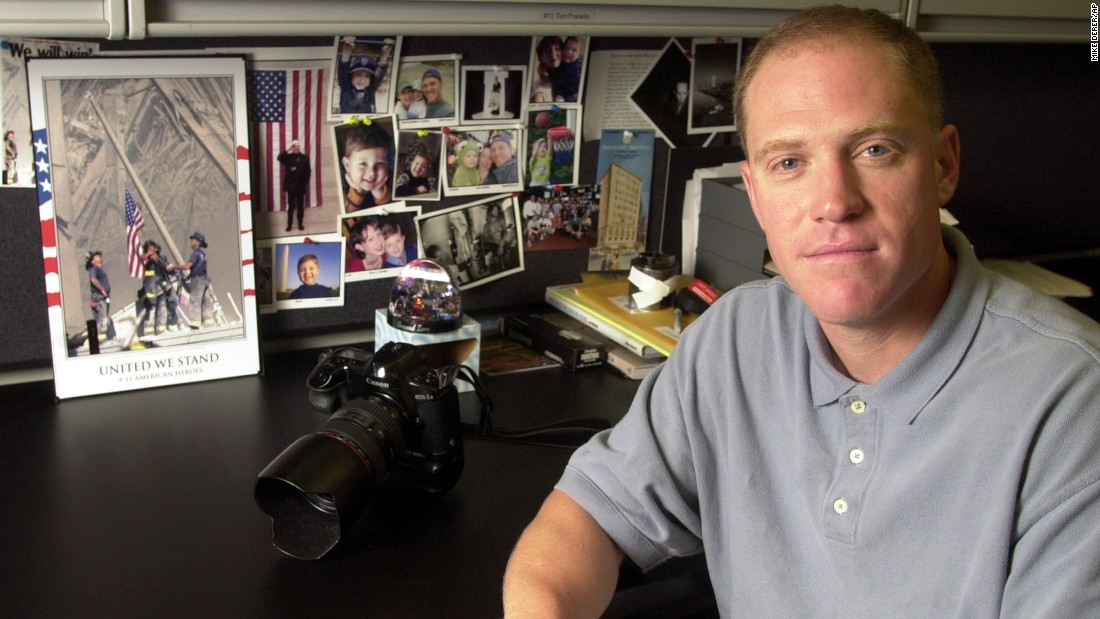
[255,432,380,560]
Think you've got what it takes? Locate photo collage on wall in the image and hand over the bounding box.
[230,34,743,303]
[8,33,745,332]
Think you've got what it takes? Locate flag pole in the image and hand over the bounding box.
[86,94,186,266]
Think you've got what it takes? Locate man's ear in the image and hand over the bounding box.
[935,124,961,207]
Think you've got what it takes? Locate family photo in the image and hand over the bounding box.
[441,126,524,196]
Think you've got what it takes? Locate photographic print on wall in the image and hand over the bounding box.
[526,35,589,104]
[629,39,713,149]
[393,54,460,130]
[332,116,397,217]
[525,103,581,188]
[27,56,261,399]
[341,202,423,282]
[441,125,524,197]
[272,234,346,310]
[688,37,741,135]
[394,129,442,201]
[460,65,526,124]
[328,35,402,120]
[415,194,523,290]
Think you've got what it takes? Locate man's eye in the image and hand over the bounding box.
[865,144,890,157]
[777,158,799,171]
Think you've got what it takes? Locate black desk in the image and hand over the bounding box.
[0,348,713,618]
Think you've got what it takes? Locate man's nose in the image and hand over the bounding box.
[809,159,865,223]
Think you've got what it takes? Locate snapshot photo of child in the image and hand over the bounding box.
[273,235,346,310]
[442,126,524,197]
[394,130,442,201]
[415,195,524,290]
[340,202,422,282]
[460,65,526,124]
[526,35,588,104]
[333,116,397,219]
[328,35,402,119]
[525,103,580,188]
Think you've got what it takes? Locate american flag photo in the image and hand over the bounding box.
[248,67,325,214]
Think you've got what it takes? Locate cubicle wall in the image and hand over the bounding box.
[2,16,1098,373]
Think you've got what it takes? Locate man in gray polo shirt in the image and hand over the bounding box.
[503,6,1100,617]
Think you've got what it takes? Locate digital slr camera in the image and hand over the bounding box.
[255,342,484,560]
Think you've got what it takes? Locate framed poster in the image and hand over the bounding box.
[27,56,261,399]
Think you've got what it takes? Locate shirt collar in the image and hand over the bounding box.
[808,225,989,424]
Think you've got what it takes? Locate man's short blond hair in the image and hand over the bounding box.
[734,5,944,154]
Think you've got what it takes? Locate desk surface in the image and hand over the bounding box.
[0,348,711,618]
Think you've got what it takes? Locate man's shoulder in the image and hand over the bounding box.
[982,270,1100,363]
[685,277,800,340]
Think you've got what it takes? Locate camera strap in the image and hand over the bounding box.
[436,364,495,437]
[437,364,609,443]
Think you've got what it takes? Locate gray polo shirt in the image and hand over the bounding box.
[558,226,1100,617]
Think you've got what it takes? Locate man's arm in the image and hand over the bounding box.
[503,489,624,618]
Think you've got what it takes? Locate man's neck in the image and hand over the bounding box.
[822,248,956,384]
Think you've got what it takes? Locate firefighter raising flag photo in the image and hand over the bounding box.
[27,56,261,400]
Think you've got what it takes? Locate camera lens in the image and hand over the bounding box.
[255,395,409,560]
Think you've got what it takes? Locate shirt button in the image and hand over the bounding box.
[849,448,865,464]
[833,498,849,514]
[850,400,867,414]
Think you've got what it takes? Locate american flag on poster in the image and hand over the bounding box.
[124,187,145,278]
[247,67,324,212]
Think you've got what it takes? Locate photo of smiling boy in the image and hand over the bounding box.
[289,253,336,299]
[336,118,395,213]
[381,219,418,267]
[273,239,344,309]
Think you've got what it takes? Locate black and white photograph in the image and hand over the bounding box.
[393,54,460,129]
[328,35,401,119]
[526,35,589,104]
[272,235,346,310]
[415,194,523,290]
[630,39,713,149]
[27,56,261,399]
[393,129,442,201]
[460,65,526,124]
[688,37,742,134]
[341,202,422,282]
[441,126,524,197]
